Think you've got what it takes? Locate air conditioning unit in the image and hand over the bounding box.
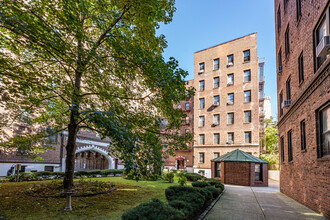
[227,81,233,85]
[227,62,233,67]
[213,122,219,126]
[283,99,291,108]
[227,140,233,145]
[227,101,233,105]
[244,57,250,62]
[277,65,282,74]
[214,102,219,106]
[316,35,330,57]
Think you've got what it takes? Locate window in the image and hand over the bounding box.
[198,170,205,176]
[280,91,283,116]
[227,73,234,85]
[199,80,205,91]
[199,152,205,163]
[214,58,219,70]
[214,152,220,159]
[177,104,181,109]
[300,120,306,151]
[288,130,293,162]
[227,113,234,124]
[244,90,251,102]
[214,95,220,105]
[244,70,251,82]
[199,116,205,127]
[285,25,290,56]
[215,162,221,178]
[281,136,285,162]
[296,0,302,21]
[255,164,262,181]
[185,103,190,110]
[277,6,281,32]
[245,131,252,143]
[298,52,304,83]
[244,111,251,123]
[214,133,220,145]
[243,50,250,62]
[199,98,205,109]
[227,132,234,144]
[227,93,234,104]
[213,114,220,125]
[199,62,205,72]
[185,116,190,124]
[199,134,205,145]
[317,103,330,157]
[278,48,282,70]
[227,54,234,66]
[214,77,219,88]
[315,8,329,70]
[45,166,54,172]
[185,129,190,135]
[286,77,291,100]
[284,0,288,9]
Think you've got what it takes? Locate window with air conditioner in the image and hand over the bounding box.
[227,74,234,85]
[227,54,234,66]
[214,133,220,145]
[214,95,219,105]
[199,62,205,73]
[185,103,190,110]
[185,116,190,124]
[214,58,219,70]
[227,93,234,104]
[227,132,234,144]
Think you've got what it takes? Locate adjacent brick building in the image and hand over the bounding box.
[274,0,330,217]
[192,33,262,178]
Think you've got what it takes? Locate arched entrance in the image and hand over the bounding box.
[74,145,113,171]
[176,156,186,170]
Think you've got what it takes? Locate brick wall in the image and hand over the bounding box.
[222,162,251,186]
[275,0,330,217]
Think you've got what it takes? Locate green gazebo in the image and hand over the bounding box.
[211,149,268,186]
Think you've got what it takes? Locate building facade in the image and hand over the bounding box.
[163,79,195,172]
[275,0,330,217]
[192,33,261,178]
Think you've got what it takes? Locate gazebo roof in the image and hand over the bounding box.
[211,149,268,163]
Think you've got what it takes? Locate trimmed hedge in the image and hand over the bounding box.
[181,173,205,181]
[205,179,224,191]
[122,198,182,220]
[192,181,211,188]
[204,186,221,199]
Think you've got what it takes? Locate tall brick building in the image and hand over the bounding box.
[274,0,330,217]
[192,33,261,178]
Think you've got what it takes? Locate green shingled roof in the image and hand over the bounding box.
[211,149,268,163]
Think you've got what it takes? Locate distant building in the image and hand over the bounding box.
[274,0,330,217]
[264,97,272,119]
[192,33,261,178]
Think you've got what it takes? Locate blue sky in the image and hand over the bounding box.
[158,0,277,120]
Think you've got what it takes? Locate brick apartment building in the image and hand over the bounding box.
[192,33,262,178]
[275,0,330,217]
[163,80,195,172]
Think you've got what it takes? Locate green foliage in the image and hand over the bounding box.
[121,198,182,220]
[260,117,279,170]
[168,200,193,217]
[0,0,194,188]
[163,172,174,183]
[204,186,221,199]
[192,181,211,188]
[178,175,187,186]
[181,172,205,182]
[205,179,224,191]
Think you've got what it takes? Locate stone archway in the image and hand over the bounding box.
[74,145,114,171]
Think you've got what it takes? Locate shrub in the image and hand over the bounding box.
[99,169,124,176]
[192,181,211,188]
[168,200,193,218]
[122,198,182,220]
[87,169,102,175]
[163,172,174,183]
[204,186,221,199]
[182,173,205,181]
[178,176,187,186]
[206,179,224,191]
[196,188,213,206]
[74,171,89,176]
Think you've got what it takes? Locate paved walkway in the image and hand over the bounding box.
[205,180,327,220]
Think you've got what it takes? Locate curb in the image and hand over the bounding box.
[198,189,226,220]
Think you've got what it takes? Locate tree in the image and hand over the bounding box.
[0,0,193,194]
[260,117,279,169]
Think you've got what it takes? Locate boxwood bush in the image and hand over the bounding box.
[181,173,205,181]
[204,186,221,199]
[122,199,182,220]
[205,179,224,191]
[192,181,211,188]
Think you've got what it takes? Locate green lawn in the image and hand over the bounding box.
[0,176,191,220]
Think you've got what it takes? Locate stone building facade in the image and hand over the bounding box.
[192,33,261,178]
[275,0,330,217]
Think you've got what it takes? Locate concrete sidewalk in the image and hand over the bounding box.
[204,180,327,220]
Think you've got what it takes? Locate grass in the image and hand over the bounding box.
[0,176,191,219]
